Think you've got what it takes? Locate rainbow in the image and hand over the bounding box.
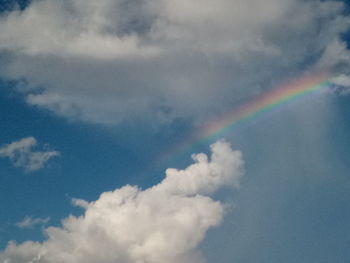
[198,71,330,142]
[161,71,331,165]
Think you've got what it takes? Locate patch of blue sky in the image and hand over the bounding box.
[0,0,30,12]
[0,81,150,247]
[0,79,196,248]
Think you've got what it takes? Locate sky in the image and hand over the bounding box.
[0,0,350,262]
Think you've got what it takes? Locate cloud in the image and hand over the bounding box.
[328,74,350,95]
[0,137,59,172]
[71,198,90,209]
[0,0,349,125]
[0,140,244,263]
[16,216,50,229]
[332,74,350,87]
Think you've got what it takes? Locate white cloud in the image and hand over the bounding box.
[328,74,350,95]
[332,74,350,87]
[0,0,349,125]
[16,216,50,229]
[71,198,90,209]
[0,140,244,263]
[0,137,59,172]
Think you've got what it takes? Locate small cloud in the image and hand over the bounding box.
[0,137,59,172]
[328,74,350,95]
[16,216,50,229]
[71,198,90,209]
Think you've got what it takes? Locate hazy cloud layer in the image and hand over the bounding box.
[0,141,244,263]
[0,0,349,125]
[0,137,59,172]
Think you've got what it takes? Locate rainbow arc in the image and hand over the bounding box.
[162,71,331,165]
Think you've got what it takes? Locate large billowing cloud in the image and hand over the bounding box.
[0,140,244,263]
[0,0,349,125]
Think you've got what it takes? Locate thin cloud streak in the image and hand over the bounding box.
[16,216,50,229]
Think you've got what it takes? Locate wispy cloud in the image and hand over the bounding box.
[16,216,50,229]
[0,137,59,172]
[0,141,244,263]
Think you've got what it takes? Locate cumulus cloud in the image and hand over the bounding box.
[0,137,59,172]
[0,0,349,125]
[0,140,244,263]
[16,216,50,229]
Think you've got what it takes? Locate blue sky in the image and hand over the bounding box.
[1,0,350,262]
